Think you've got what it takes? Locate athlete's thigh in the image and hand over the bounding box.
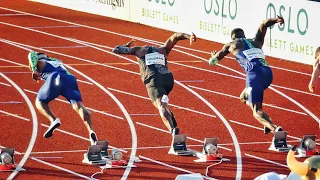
[37,73,62,103]
[145,75,166,103]
[246,71,264,103]
[61,75,82,104]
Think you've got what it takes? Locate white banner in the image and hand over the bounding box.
[30,0,130,21]
[30,0,320,65]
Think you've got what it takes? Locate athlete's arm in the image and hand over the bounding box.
[309,57,320,93]
[254,16,284,46]
[209,43,230,66]
[112,40,142,56]
[162,32,196,56]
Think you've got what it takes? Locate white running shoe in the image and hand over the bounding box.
[43,118,61,138]
[274,126,283,132]
[89,130,98,145]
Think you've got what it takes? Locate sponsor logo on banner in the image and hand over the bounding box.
[87,0,126,10]
[199,0,238,37]
[264,2,315,58]
[141,0,179,24]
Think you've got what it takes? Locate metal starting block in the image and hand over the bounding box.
[189,137,230,162]
[82,145,106,165]
[268,131,292,152]
[296,135,320,157]
[96,140,110,158]
[168,134,193,156]
[83,140,140,169]
[0,148,25,172]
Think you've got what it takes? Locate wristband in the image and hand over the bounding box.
[209,56,219,66]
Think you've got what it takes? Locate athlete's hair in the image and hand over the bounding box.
[231,28,245,40]
[315,47,320,59]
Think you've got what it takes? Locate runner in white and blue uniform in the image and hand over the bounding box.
[208,16,284,134]
[28,51,98,145]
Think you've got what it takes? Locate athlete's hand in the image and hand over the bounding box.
[277,15,284,25]
[210,50,217,57]
[126,39,135,47]
[189,32,196,46]
[32,71,40,83]
[309,80,317,93]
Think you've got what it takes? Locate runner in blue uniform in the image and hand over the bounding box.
[28,51,98,145]
[309,47,320,93]
[112,32,196,136]
[208,16,284,134]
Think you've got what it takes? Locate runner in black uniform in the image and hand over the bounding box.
[113,32,196,136]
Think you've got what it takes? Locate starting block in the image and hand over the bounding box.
[189,137,230,162]
[82,144,106,165]
[83,140,139,169]
[168,134,193,156]
[0,148,24,172]
[269,131,291,152]
[296,135,320,157]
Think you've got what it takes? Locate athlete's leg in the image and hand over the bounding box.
[239,87,248,104]
[246,68,281,134]
[152,96,179,135]
[62,74,97,145]
[72,101,93,131]
[35,99,56,123]
[147,74,178,135]
[250,102,280,133]
[37,73,62,138]
[72,101,97,145]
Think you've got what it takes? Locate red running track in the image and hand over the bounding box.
[0,1,319,180]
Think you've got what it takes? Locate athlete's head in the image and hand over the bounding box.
[231,28,245,40]
[287,146,320,180]
[315,46,320,59]
[28,51,48,71]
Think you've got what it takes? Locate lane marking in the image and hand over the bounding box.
[0,73,38,180]
[0,109,30,121]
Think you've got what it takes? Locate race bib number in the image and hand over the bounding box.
[243,48,265,61]
[145,52,165,66]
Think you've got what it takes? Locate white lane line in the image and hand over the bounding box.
[108,87,217,118]
[129,113,158,116]
[28,25,80,29]
[0,13,26,16]
[245,153,288,168]
[30,156,63,159]
[271,84,320,97]
[0,81,11,86]
[0,101,22,104]
[0,109,29,121]
[0,73,38,180]
[0,57,28,67]
[24,150,87,154]
[39,45,87,48]
[24,89,123,120]
[139,155,215,180]
[74,79,93,85]
[177,80,204,83]
[40,123,128,153]
[136,121,232,152]
[188,85,307,115]
[30,157,95,180]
